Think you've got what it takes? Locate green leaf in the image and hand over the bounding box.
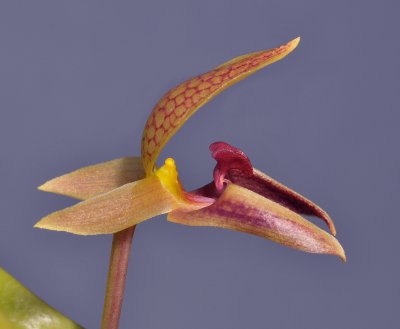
[0,268,84,329]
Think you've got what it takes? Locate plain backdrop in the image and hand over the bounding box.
[1,1,399,328]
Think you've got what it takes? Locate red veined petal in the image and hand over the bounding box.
[141,37,300,175]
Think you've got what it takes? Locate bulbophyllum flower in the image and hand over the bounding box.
[36,37,345,261]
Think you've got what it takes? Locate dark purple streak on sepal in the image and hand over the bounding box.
[168,183,345,261]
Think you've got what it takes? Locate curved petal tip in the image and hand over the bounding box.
[334,240,347,262]
[290,36,301,49]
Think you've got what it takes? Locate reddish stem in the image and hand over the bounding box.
[101,226,136,329]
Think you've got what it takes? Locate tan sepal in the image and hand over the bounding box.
[35,175,178,235]
[38,157,144,200]
[168,183,345,261]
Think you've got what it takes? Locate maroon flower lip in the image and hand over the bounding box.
[191,141,336,236]
[210,141,254,191]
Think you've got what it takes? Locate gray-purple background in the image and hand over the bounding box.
[1,1,399,328]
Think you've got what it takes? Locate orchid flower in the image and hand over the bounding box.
[36,37,345,261]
